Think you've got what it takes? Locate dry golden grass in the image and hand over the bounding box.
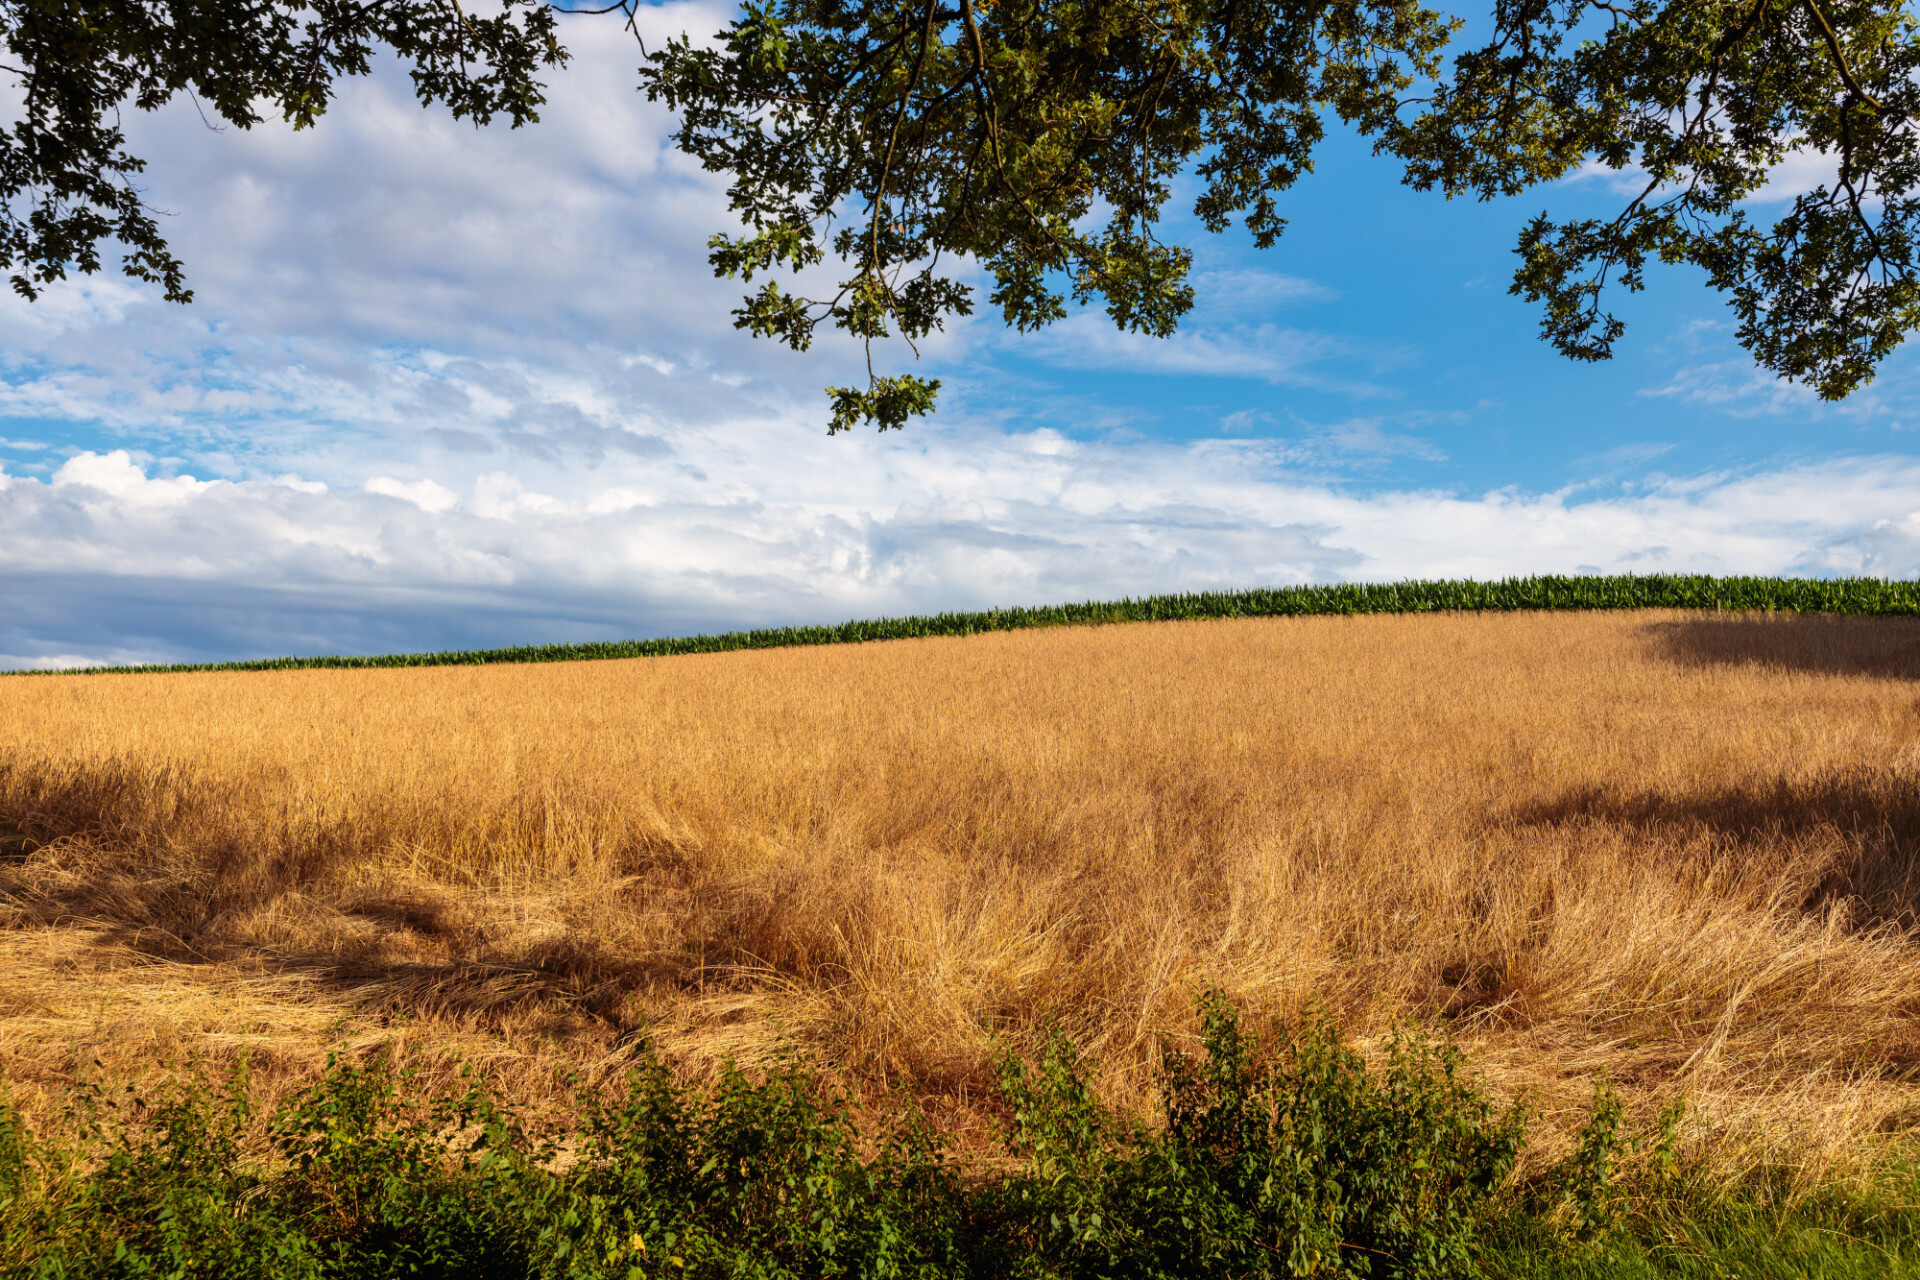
[4,609,1920,1174]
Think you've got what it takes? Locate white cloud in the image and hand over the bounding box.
[1641,356,1824,416]
[4,442,1920,666]
[1190,268,1336,315]
[52,450,212,506]
[1748,144,1847,205]
[366,475,458,513]
[1575,441,1674,467]
[1017,312,1395,393]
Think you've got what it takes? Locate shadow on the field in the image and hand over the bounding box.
[1513,767,1920,931]
[0,825,666,1039]
[1645,612,1920,680]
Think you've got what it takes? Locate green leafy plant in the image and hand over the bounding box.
[1552,1077,1626,1241]
[0,1001,1911,1278]
[989,996,1526,1278]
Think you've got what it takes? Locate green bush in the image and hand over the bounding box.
[988,997,1524,1278]
[4,997,1916,1279]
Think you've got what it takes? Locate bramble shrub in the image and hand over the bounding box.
[0,997,1545,1279]
[988,995,1526,1278]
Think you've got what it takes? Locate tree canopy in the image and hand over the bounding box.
[6,0,1919,429]
[0,0,566,304]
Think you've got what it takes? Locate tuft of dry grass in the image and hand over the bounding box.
[4,609,1920,1174]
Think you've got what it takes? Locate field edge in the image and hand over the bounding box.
[12,572,1920,676]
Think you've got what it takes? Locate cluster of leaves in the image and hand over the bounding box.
[646,0,1920,425]
[6,996,1543,1279]
[19,572,1920,676]
[1398,0,1920,402]
[0,0,567,304]
[643,0,1456,429]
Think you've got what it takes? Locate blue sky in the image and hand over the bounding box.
[3,2,1919,668]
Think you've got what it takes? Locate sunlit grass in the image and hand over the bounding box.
[2,608,1919,1189]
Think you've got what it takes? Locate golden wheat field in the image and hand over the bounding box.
[4,609,1920,1175]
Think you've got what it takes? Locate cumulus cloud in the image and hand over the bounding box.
[5,442,1920,668]
[366,475,459,513]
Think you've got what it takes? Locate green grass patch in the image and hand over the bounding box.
[11,574,1920,676]
[1484,1196,1920,1279]
[5,996,1915,1278]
